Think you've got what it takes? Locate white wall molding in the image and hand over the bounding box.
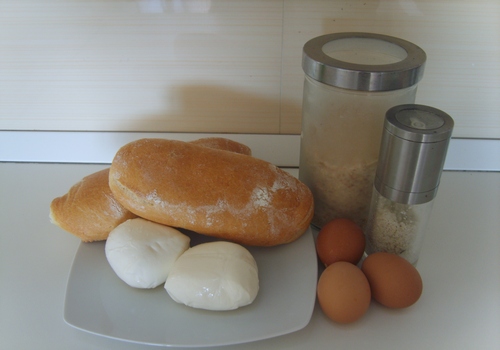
[443,138,500,172]
[0,131,301,167]
[1,131,499,171]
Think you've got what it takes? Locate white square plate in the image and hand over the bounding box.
[64,227,318,347]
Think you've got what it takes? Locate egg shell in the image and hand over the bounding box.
[316,218,366,266]
[317,261,371,324]
[361,252,423,309]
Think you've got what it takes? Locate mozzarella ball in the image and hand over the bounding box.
[105,218,190,289]
[165,241,259,311]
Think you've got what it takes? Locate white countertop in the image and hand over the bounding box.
[1,162,499,350]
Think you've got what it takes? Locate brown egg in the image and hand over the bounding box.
[361,252,423,309]
[316,218,366,266]
[317,261,371,324]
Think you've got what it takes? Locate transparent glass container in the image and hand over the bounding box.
[364,188,434,265]
[364,104,454,265]
[299,33,427,228]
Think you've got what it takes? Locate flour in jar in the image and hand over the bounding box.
[301,155,377,228]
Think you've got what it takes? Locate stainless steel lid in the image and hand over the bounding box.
[302,32,426,91]
[375,104,454,205]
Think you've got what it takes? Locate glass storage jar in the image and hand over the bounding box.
[299,32,427,228]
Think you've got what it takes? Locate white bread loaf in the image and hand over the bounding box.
[50,168,137,242]
[109,138,314,246]
[190,137,252,156]
[49,138,252,242]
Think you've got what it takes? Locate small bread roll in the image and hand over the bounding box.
[165,241,259,310]
[190,137,252,156]
[105,218,190,289]
[109,138,314,246]
[50,168,137,242]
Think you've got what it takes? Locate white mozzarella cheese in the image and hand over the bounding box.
[105,218,190,289]
[164,241,259,311]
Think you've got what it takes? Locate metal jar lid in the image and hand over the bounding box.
[375,104,454,205]
[302,32,426,91]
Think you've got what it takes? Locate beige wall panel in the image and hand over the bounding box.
[0,0,283,133]
[1,0,499,138]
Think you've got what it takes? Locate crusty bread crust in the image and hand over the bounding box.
[109,139,313,246]
[50,168,137,242]
[189,137,252,156]
[49,137,253,242]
